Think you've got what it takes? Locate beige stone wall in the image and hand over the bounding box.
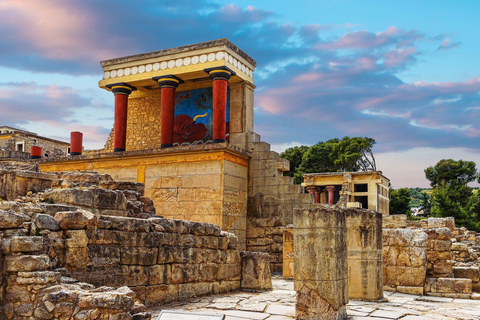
[383,229,428,295]
[426,228,453,278]
[245,217,285,273]
[346,208,383,300]
[0,169,243,316]
[143,158,248,250]
[283,228,294,279]
[40,145,250,250]
[245,137,311,272]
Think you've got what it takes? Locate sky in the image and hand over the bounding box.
[0,0,479,188]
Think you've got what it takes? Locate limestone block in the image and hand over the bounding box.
[453,266,480,283]
[35,214,61,231]
[65,248,88,269]
[88,245,121,266]
[397,286,424,295]
[120,247,158,265]
[6,254,51,272]
[10,236,44,253]
[295,281,347,320]
[54,210,94,230]
[65,230,88,248]
[382,214,407,229]
[99,180,144,194]
[144,284,179,307]
[0,209,28,229]
[97,215,151,232]
[431,277,472,293]
[240,251,272,290]
[452,242,468,251]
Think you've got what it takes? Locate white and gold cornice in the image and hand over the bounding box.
[98,42,255,96]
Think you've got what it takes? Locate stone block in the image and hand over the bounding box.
[120,247,158,265]
[6,254,51,272]
[65,230,88,248]
[65,247,88,269]
[240,251,272,290]
[453,266,480,283]
[0,209,28,229]
[10,236,43,252]
[397,286,424,295]
[88,245,121,266]
[35,214,61,231]
[54,210,94,230]
[432,277,472,294]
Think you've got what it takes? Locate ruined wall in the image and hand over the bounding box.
[246,136,311,272]
[0,171,57,201]
[40,145,250,250]
[383,229,428,295]
[0,169,244,319]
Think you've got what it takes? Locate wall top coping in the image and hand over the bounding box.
[36,142,250,164]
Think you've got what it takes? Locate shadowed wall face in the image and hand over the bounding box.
[293,205,348,320]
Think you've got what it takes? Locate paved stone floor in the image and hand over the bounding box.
[150,276,480,320]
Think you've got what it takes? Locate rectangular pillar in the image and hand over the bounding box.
[294,205,348,320]
[345,208,383,300]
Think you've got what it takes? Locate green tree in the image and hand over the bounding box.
[421,192,431,216]
[390,188,412,216]
[426,159,480,231]
[279,145,309,179]
[425,159,477,188]
[280,137,377,184]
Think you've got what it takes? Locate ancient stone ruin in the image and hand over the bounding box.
[0,167,271,319]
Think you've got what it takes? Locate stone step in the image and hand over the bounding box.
[453,266,480,283]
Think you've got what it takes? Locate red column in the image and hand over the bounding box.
[314,190,321,204]
[205,67,235,143]
[106,83,136,152]
[30,146,42,159]
[70,131,83,156]
[326,186,336,205]
[153,75,184,148]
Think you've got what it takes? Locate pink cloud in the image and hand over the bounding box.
[316,26,423,50]
[437,38,461,51]
[0,0,116,61]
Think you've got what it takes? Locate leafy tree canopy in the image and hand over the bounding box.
[390,188,412,216]
[425,159,478,187]
[280,136,377,184]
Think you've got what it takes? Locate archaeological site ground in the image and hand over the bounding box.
[1,39,480,320]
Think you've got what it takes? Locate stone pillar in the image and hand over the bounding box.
[326,186,335,205]
[205,67,235,143]
[153,75,184,148]
[30,146,42,159]
[345,208,383,300]
[294,205,348,320]
[106,83,136,152]
[70,131,83,156]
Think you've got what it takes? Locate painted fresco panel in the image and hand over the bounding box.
[173,87,230,146]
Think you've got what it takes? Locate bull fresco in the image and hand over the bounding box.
[173,87,230,146]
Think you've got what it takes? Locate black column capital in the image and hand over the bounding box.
[106,82,137,95]
[204,66,236,81]
[152,75,184,89]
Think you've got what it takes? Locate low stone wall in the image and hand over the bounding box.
[246,217,284,273]
[383,229,428,295]
[382,214,407,229]
[0,170,57,201]
[0,169,248,319]
[426,228,453,278]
